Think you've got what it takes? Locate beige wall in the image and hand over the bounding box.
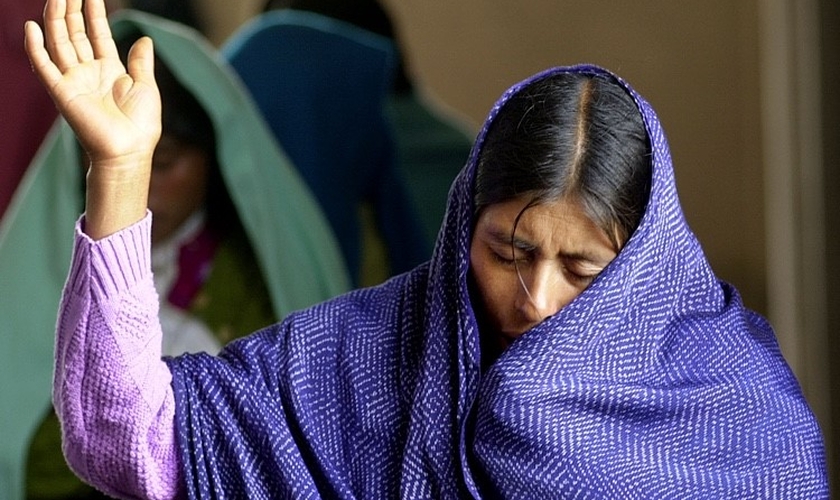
[190,0,265,46]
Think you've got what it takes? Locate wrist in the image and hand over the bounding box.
[86,149,154,174]
[83,154,153,241]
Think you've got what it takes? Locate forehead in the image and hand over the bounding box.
[474,196,617,259]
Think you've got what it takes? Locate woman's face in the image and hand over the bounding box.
[469,196,619,348]
[148,134,210,245]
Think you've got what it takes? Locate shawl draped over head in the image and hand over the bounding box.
[167,65,827,498]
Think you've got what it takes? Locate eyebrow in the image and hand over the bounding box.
[487,228,536,252]
[560,250,612,267]
[485,227,612,266]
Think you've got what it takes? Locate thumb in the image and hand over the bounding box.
[126,36,156,88]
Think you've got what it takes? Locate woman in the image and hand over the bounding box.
[24,0,827,498]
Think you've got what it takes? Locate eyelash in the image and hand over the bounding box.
[492,250,597,286]
[566,271,596,286]
[491,251,518,266]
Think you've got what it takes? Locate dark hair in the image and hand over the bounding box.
[115,32,236,234]
[474,72,651,249]
[129,0,202,33]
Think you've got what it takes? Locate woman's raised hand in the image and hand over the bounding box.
[25,0,162,239]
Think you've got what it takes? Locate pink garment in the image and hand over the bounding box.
[167,221,220,310]
[56,213,182,499]
[0,0,58,216]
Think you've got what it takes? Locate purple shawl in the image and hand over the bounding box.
[167,65,827,498]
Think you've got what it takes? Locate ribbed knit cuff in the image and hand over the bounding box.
[68,212,153,303]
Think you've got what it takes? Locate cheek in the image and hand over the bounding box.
[150,162,208,211]
[470,247,515,327]
[174,170,208,208]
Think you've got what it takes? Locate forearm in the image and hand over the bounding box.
[83,154,152,241]
[55,214,182,499]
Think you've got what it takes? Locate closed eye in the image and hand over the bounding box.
[490,248,527,266]
[489,237,536,267]
[562,259,605,286]
[563,268,598,286]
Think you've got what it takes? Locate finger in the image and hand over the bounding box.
[65,0,94,62]
[24,20,64,92]
[43,0,81,71]
[85,0,119,61]
[112,37,157,109]
[126,37,156,88]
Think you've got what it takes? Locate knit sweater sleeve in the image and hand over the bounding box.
[54,212,183,500]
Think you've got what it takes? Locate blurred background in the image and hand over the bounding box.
[2,0,837,496]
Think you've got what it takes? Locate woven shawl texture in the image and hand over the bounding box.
[167,65,827,499]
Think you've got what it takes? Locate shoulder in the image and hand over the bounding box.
[187,263,431,384]
[263,265,431,374]
[283,263,430,334]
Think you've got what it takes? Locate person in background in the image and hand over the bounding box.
[23,0,828,497]
[18,9,349,499]
[221,7,429,285]
[263,0,475,264]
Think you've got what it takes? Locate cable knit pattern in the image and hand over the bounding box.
[55,212,182,499]
[165,65,827,498]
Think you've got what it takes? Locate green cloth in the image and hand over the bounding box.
[386,92,475,250]
[0,11,350,499]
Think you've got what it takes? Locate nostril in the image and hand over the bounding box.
[515,294,550,324]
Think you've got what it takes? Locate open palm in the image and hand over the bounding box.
[25,0,161,165]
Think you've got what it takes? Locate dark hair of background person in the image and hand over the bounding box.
[474,72,652,250]
[128,0,201,32]
[262,0,413,94]
[114,31,238,237]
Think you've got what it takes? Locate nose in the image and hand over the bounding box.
[515,263,575,323]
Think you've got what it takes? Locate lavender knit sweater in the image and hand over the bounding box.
[56,213,181,499]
